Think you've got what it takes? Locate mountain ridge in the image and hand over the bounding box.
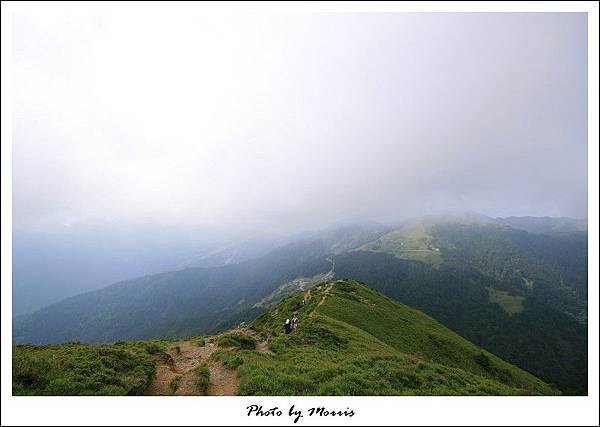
[12,215,587,394]
[13,280,558,396]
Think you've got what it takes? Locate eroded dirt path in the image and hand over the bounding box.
[145,328,272,396]
[145,339,226,396]
[309,282,335,317]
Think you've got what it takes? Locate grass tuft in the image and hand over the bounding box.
[217,334,256,350]
[194,363,210,393]
[169,375,182,394]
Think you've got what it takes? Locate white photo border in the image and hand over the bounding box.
[1,1,598,426]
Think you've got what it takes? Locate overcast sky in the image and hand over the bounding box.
[13,12,588,234]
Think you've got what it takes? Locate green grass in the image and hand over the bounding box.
[212,350,245,369]
[488,288,525,315]
[185,335,206,347]
[215,280,557,396]
[359,223,444,267]
[12,280,558,396]
[194,363,210,393]
[12,339,172,395]
[218,333,256,350]
[169,375,182,394]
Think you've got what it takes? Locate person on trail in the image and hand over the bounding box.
[284,319,293,334]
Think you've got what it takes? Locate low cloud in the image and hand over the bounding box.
[13,12,588,233]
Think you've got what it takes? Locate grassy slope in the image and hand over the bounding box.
[488,288,525,315]
[13,280,556,396]
[358,222,444,267]
[12,339,174,395]
[214,280,556,395]
[333,250,587,395]
[356,220,587,364]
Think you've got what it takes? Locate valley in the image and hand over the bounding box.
[12,215,588,394]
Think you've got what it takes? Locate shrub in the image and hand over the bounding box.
[474,352,491,371]
[218,334,256,350]
[169,376,182,394]
[301,323,348,349]
[223,355,244,369]
[266,338,286,354]
[143,342,163,355]
[194,364,210,393]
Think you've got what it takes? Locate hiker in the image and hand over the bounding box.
[292,316,299,330]
[284,319,293,334]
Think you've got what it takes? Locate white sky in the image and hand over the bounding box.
[12,12,588,233]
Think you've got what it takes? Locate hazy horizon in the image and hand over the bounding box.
[13,12,587,235]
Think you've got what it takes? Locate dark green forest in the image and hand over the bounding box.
[334,248,587,394]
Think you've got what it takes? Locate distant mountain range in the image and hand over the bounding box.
[495,216,587,234]
[12,215,588,394]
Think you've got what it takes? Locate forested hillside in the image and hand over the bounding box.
[360,219,587,322]
[334,251,587,394]
[13,280,558,396]
[13,217,588,394]
[13,240,331,343]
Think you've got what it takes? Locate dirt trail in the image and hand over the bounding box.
[309,282,334,317]
[145,328,272,396]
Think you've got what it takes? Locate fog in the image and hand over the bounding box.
[13,12,587,235]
